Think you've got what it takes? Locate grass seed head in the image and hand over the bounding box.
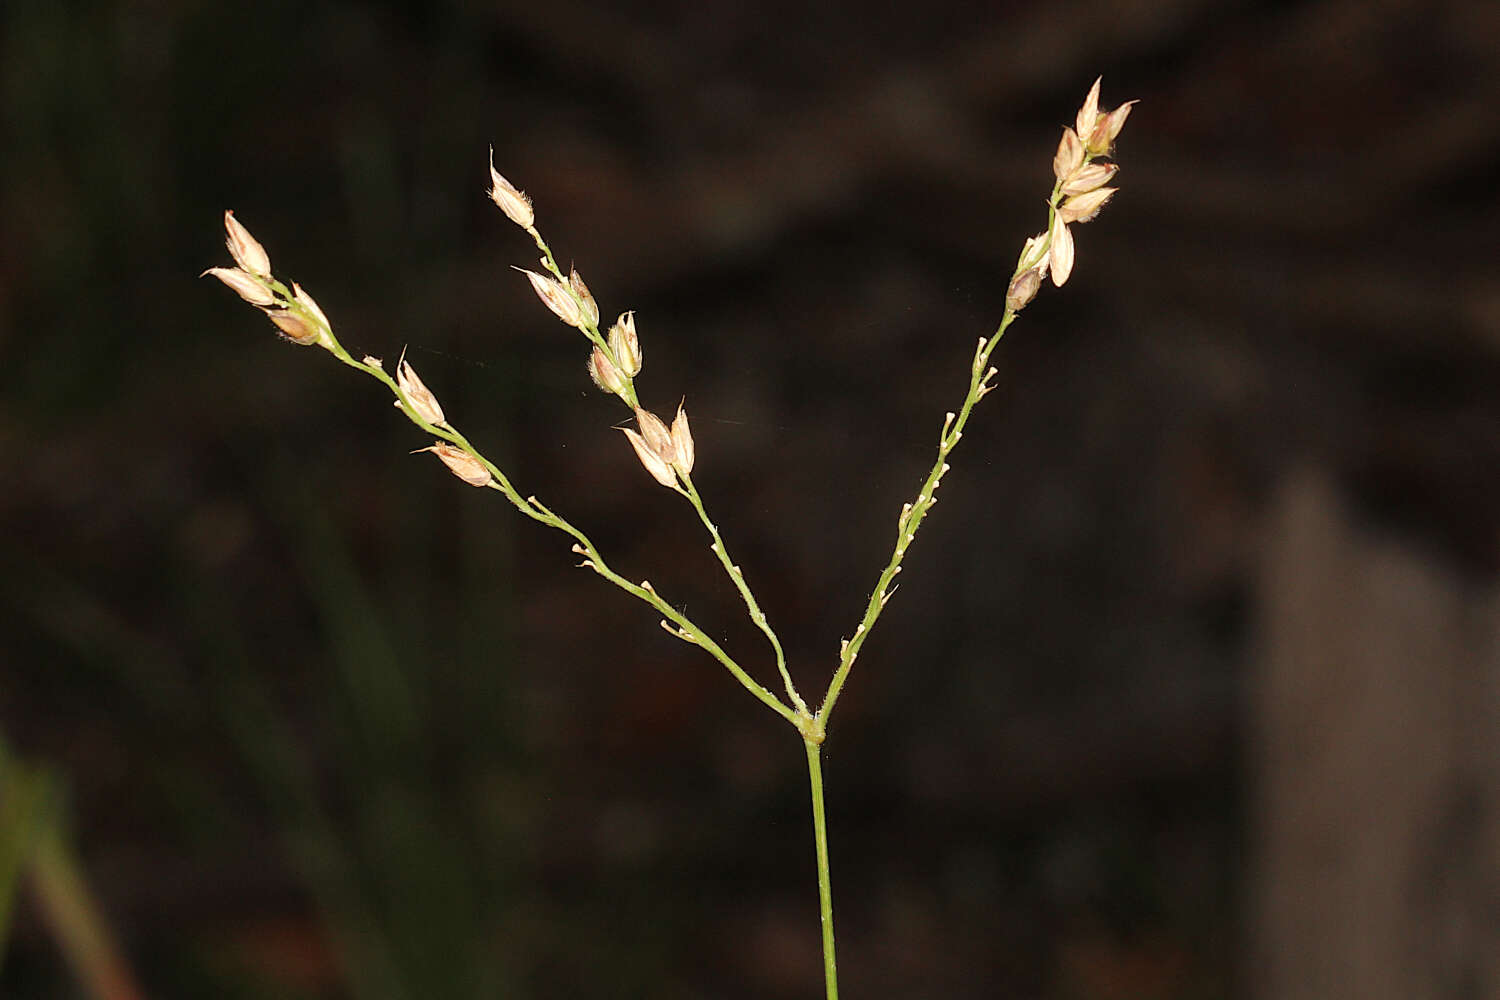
[1086,100,1137,156]
[608,312,642,376]
[517,268,585,328]
[1059,161,1118,196]
[223,210,271,277]
[415,442,492,486]
[1053,127,1085,182]
[568,266,600,327]
[203,266,277,307]
[487,149,535,229]
[1006,267,1042,312]
[1048,212,1075,287]
[1075,77,1103,142]
[621,425,678,488]
[670,404,694,474]
[1059,187,1117,224]
[588,346,627,395]
[265,307,323,345]
[396,349,447,426]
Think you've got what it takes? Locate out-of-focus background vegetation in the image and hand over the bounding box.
[3,0,1497,997]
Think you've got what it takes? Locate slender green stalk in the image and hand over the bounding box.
[679,472,807,714]
[525,494,799,725]
[805,739,838,1000]
[820,175,1068,725]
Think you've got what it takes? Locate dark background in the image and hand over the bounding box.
[3,0,1497,998]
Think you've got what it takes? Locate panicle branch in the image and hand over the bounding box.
[820,76,1134,725]
[483,149,808,716]
[204,175,799,725]
[202,212,338,350]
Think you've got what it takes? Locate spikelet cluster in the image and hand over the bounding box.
[205,211,483,484]
[621,405,695,488]
[1008,77,1135,305]
[202,212,336,350]
[487,156,695,490]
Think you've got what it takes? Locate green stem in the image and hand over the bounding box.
[805,739,838,1000]
[526,497,798,725]
[820,173,1071,725]
[679,472,806,714]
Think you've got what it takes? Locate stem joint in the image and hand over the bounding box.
[796,709,826,745]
